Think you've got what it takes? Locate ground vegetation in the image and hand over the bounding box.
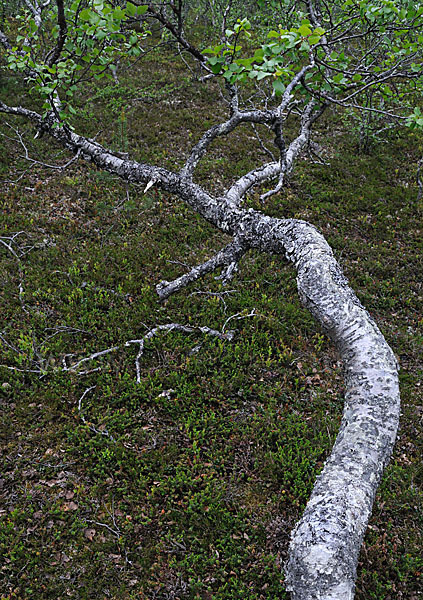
[0,1,422,599]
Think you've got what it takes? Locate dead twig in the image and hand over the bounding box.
[77,385,116,442]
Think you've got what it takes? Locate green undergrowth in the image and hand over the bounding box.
[0,44,422,600]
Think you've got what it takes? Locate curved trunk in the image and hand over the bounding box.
[68,142,401,599]
[272,220,400,600]
[160,188,401,598]
[58,140,403,599]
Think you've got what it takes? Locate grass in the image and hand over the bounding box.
[0,43,422,600]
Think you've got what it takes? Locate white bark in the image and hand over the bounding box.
[156,237,246,300]
[279,220,400,599]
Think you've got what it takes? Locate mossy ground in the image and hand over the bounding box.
[0,44,422,600]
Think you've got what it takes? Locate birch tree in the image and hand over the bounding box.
[1,1,422,598]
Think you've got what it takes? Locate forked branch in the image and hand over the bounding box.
[156,236,247,300]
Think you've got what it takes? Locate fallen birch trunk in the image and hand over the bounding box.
[0,100,401,599]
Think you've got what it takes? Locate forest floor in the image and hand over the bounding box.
[0,40,422,600]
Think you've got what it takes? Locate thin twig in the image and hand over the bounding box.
[125,323,235,383]
[417,156,423,201]
[77,385,116,442]
[222,309,258,333]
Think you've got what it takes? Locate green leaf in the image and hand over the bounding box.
[256,71,270,80]
[298,24,312,36]
[236,58,254,67]
[272,79,286,96]
[333,73,346,84]
[269,44,283,54]
[113,7,126,20]
[253,48,265,61]
[80,9,91,21]
[210,62,222,74]
[96,29,108,40]
[137,5,148,15]
[308,35,320,45]
[126,2,137,17]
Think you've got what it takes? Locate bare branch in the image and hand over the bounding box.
[222,308,257,333]
[64,346,120,373]
[221,1,233,42]
[180,106,273,180]
[125,322,235,383]
[156,237,247,300]
[225,160,280,205]
[0,231,32,314]
[1,122,81,182]
[78,385,116,441]
[261,101,326,201]
[223,102,327,204]
[180,61,314,182]
[24,0,43,27]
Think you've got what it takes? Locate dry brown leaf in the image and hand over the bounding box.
[84,528,96,541]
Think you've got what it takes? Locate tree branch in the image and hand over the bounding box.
[45,0,68,67]
[180,106,273,180]
[145,2,211,70]
[156,236,247,300]
[261,101,326,201]
[225,160,280,205]
[125,322,235,383]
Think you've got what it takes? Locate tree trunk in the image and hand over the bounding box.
[0,104,401,598]
[63,135,402,599]
[159,184,401,599]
